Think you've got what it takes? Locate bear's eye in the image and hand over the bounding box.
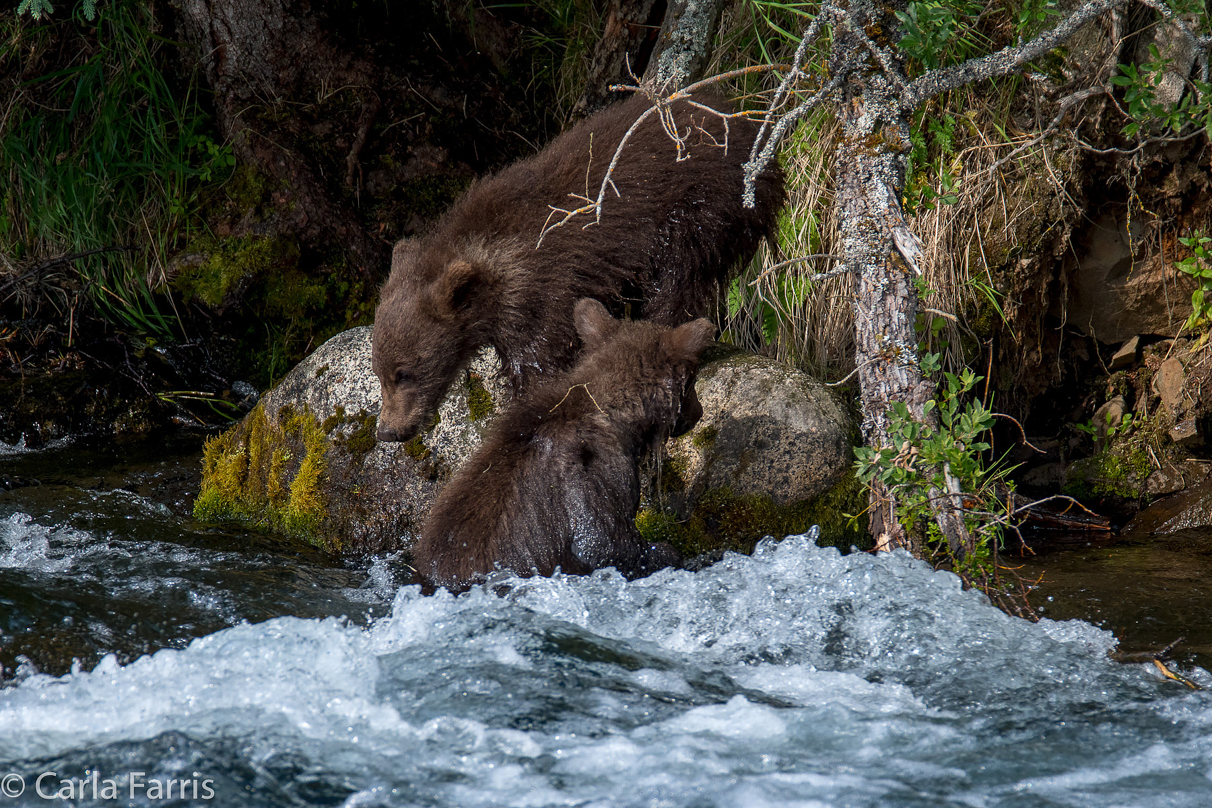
[395,369,415,385]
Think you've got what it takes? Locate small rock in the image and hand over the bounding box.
[1109,335,1140,370]
[664,347,853,507]
[1169,417,1202,448]
[1125,471,1212,535]
[1093,395,1127,444]
[1145,465,1191,497]
[1153,357,1186,415]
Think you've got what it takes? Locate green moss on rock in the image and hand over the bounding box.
[403,435,431,461]
[335,410,378,457]
[194,401,335,549]
[1064,444,1153,501]
[691,424,719,449]
[636,471,869,560]
[321,405,346,435]
[467,373,495,421]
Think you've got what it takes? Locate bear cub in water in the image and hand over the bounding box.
[373,92,783,443]
[413,299,715,592]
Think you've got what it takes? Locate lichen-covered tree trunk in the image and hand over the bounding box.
[174,0,386,276]
[833,106,929,554]
[828,0,971,557]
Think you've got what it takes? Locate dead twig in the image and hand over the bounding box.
[549,383,606,415]
[746,255,846,285]
[993,412,1046,454]
[536,67,790,247]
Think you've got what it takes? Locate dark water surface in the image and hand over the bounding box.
[1020,527,1212,671]
[1,436,1211,807]
[0,435,400,678]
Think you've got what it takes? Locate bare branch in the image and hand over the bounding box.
[1072,124,1209,154]
[973,86,1109,180]
[747,255,847,285]
[740,6,850,208]
[538,70,791,246]
[536,103,658,247]
[902,0,1128,110]
[826,356,881,387]
[616,63,793,98]
[742,71,846,207]
[992,412,1045,454]
[750,10,827,164]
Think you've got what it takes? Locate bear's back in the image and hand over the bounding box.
[413,399,631,589]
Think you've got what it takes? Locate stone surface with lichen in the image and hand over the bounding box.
[638,344,860,556]
[195,328,858,558]
[194,326,506,554]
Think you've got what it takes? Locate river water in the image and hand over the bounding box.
[1,437,1210,807]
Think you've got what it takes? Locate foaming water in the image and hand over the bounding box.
[1,534,1209,808]
[0,441,395,679]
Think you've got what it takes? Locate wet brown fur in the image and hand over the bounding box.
[372,92,783,442]
[412,299,714,592]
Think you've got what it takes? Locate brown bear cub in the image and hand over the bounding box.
[373,92,783,442]
[412,299,715,592]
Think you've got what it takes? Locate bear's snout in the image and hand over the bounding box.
[376,419,420,443]
[375,384,431,443]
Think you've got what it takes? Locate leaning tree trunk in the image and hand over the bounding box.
[829,0,974,559]
[174,0,386,277]
[833,111,924,554]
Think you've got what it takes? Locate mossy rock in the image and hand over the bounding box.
[194,328,859,558]
[639,345,860,555]
[637,470,869,559]
[193,326,508,553]
[1063,443,1154,503]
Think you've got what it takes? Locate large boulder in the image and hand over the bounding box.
[194,329,858,555]
[194,326,508,554]
[640,345,860,555]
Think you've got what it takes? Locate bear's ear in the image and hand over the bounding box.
[434,259,488,314]
[380,239,422,299]
[391,238,420,271]
[665,318,716,360]
[573,298,620,351]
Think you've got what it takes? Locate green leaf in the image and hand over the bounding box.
[16,0,55,17]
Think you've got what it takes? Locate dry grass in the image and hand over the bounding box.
[722,110,853,377]
[665,2,1100,387]
[717,75,1080,384]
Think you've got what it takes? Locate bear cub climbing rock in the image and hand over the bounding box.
[412,299,715,592]
[373,92,783,442]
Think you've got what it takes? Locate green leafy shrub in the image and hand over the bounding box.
[853,354,1013,586]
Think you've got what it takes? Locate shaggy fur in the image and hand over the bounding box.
[372,92,783,442]
[413,299,714,592]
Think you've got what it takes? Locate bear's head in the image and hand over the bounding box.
[372,240,496,443]
[572,298,714,441]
